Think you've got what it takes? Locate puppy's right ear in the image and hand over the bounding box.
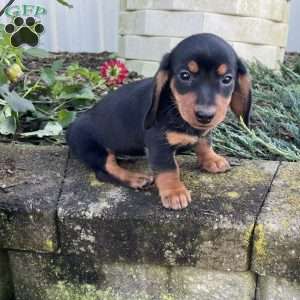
[144,53,170,129]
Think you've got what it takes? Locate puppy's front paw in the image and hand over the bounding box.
[200,154,230,173]
[159,185,191,210]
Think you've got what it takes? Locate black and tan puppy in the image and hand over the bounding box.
[67,33,252,210]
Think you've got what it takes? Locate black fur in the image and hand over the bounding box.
[67,33,252,181]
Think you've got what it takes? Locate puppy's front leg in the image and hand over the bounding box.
[155,169,191,210]
[196,135,230,173]
[147,141,191,210]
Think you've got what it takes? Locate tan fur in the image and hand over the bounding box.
[166,131,198,146]
[231,74,251,119]
[217,64,228,76]
[170,79,200,128]
[155,169,191,210]
[196,139,230,173]
[188,60,199,73]
[105,152,153,189]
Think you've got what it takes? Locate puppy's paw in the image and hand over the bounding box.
[128,173,154,190]
[160,185,191,210]
[200,154,230,173]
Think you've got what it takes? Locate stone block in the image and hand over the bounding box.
[0,144,68,252]
[119,11,205,37]
[9,252,170,300]
[170,268,256,300]
[59,155,278,271]
[252,162,300,281]
[119,35,182,61]
[126,59,159,77]
[202,14,289,47]
[125,0,288,22]
[232,43,284,69]
[119,11,288,47]
[0,251,13,300]
[256,276,300,300]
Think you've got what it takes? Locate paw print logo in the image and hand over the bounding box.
[5,16,44,47]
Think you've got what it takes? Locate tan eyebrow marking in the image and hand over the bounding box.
[217,64,228,76]
[188,60,199,73]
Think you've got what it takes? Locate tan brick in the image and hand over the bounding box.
[232,43,284,69]
[119,35,182,61]
[126,59,159,77]
[126,0,288,22]
[203,14,289,47]
[119,11,205,37]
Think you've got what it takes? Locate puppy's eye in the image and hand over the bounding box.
[179,71,191,81]
[222,75,233,85]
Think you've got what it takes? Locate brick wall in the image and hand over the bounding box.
[119,0,290,76]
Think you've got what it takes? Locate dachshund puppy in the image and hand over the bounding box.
[67,33,252,210]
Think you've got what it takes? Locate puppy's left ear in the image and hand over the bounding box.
[144,53,170,129]
[230,58,252,126]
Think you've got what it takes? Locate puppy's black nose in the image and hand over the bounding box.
[195,111,215,124]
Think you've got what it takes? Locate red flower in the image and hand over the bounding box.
[100,59,129,86]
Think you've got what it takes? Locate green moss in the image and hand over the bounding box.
[226,191,240,199]
[44,239,55,252]
[254,224,267,265]
[46,282,116,300]
[89,173,105,188]
[243,223,255,248]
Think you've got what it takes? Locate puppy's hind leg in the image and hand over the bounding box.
[104,152,153,189]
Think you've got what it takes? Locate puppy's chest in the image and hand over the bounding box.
[166,131,203,147]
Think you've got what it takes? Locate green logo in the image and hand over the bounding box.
[5,4,47,18]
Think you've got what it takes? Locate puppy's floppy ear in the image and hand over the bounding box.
[231,58,252,126]
[144,53,170,129]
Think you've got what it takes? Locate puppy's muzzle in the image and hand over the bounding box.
[195,106,216,125]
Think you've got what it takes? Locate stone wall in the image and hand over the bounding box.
[0,143,299,299]
[119,0,290,76]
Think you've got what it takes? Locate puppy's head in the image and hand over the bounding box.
[144,33,252,130]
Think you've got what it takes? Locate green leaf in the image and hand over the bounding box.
[0,85,35,113]
[21,121,63,138]
[56,0,73,8]
[51,59,65,72]
[57,110,76,128]
[24,48,50,58]
[58,85,95,100]
[41,68,56,86]
[0,66,7,85]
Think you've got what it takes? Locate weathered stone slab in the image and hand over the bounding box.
[256,276,300,300]
[125,0,288,22]
[0,251,13,300]
[169,268,256,300]
[9,251,257,300]
[252,162,300,281]
[59,156,278,271]
[0,144,68,252]
[9,252,170,300]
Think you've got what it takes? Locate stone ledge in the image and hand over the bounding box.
[9,251,256,300]
[252,162,300,282]
[0,144,68,252]
[59,156,277,271]
[1,144,300,285]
